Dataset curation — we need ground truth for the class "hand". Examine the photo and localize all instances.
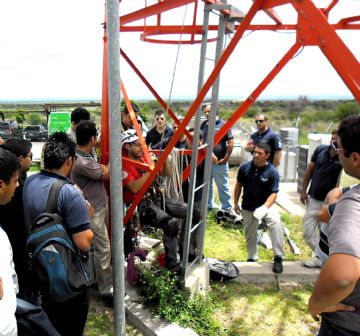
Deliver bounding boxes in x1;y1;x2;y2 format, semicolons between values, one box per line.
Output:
211;154;218;164
300;192;308;205
100;164;109;176
309;303;356;321
253;205;268;221
234;204;241;215
86;200;94;219
217;157;228;165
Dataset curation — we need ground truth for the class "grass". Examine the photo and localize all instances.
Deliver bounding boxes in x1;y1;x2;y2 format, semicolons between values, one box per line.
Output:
210;282;319;336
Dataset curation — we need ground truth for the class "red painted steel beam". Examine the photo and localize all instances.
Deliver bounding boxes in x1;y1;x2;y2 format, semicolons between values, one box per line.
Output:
123;0;263;223
292;0;360;101
182;43;301;179
120;49;193;142
120;0;195;26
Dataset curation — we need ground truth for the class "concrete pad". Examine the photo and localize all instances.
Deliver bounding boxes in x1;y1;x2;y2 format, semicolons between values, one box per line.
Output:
125;280;199;336
277;182;305;217
185;262;210;297
231;261;320;285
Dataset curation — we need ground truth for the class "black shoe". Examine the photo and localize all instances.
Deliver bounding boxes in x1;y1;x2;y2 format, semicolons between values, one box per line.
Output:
272;256;283;273
247;258;256;262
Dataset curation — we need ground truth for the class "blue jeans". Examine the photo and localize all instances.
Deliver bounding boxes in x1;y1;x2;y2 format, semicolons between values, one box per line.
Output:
318;317;360;336
208;162;232;210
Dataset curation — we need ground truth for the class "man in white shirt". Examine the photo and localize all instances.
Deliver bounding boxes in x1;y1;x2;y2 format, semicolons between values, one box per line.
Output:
0;149;21;336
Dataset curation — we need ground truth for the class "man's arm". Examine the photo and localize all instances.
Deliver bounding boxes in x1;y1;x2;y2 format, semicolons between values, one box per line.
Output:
125;172;150;194
318;187;343;223
264;192;277;208
234;181;242;214
308;253;359;320
300;162;315;205
218;138;234;165
273;150;281;168
72;229;94;252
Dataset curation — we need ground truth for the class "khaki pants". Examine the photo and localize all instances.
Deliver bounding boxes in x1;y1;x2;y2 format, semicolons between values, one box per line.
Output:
242;207;284;260
303;197;323;252
90;204;113;295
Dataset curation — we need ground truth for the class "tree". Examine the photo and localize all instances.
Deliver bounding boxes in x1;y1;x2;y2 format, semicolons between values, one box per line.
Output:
16;113;25;126
335;101;360;121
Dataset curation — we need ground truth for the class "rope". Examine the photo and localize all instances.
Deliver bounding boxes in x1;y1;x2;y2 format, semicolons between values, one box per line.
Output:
164;148;184;201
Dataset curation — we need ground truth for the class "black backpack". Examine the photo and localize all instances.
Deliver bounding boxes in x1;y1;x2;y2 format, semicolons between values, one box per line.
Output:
204;258;239;281
26;179;91;303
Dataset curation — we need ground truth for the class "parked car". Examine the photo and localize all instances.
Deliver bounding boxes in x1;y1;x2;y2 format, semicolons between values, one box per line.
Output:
0;120;23;140
24;125;48;141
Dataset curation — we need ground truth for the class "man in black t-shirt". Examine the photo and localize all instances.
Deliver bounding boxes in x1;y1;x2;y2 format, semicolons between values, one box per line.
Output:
145;109;174;149
300;130;342;265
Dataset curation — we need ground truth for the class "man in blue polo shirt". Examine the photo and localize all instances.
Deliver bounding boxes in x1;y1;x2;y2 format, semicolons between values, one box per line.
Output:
234;142;284;273
300;130;342;268
23;132;93;336
245;114;282;167
201;104;234;211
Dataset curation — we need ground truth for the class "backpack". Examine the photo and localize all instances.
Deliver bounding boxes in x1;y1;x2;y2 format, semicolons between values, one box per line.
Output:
26;179;91;303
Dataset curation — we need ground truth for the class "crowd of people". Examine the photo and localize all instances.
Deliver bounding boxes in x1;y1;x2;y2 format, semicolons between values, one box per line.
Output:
0;102;359;336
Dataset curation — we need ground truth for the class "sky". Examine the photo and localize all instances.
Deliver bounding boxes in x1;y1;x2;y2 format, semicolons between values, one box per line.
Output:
0;0;359;102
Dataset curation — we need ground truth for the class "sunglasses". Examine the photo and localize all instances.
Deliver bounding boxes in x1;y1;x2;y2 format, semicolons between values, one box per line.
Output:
331;140;339;151
255;120;265;124
156;117;164;121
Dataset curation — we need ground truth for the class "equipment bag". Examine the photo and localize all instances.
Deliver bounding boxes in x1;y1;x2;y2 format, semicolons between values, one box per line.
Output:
26;180;91;303
204;257;239;281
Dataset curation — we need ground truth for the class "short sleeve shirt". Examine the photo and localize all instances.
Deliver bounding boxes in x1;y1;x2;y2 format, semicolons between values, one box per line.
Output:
324;185;360;332
71;150;108;211
237;161;279;211
308;145;342;201
23;171;91;235
251;127;282;164
145;126;174;149
200;118;233;160
122;156;149;205
0;228;17;336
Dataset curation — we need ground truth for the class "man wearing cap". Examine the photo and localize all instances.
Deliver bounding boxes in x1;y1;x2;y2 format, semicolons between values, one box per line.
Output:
245;114;282;167
121;129;200;273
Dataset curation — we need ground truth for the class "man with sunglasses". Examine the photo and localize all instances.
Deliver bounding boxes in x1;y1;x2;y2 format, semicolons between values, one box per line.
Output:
301;130;342;267
145;109;174;149
245;114;282;167
309;114;360;336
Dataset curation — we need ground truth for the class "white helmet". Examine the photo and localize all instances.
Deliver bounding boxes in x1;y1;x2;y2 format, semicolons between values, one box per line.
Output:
121;129;139;146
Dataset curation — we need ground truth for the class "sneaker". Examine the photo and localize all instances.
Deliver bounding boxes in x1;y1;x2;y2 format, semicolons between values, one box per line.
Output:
304;255;322;268
272;256;283;273
208;203;221;210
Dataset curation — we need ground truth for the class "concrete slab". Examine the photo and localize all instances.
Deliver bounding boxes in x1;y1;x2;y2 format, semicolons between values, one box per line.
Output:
277;182;305;217
125;280;199;336
232;261;320;285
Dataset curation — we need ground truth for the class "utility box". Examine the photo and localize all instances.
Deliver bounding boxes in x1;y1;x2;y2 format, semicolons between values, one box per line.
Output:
280;127;299;151
279;149;297;182
297;145;309;193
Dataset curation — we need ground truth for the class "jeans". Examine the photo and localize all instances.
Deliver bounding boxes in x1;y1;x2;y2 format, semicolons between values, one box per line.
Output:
318;317;360;336
208;162;232;210
41;288;89;336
